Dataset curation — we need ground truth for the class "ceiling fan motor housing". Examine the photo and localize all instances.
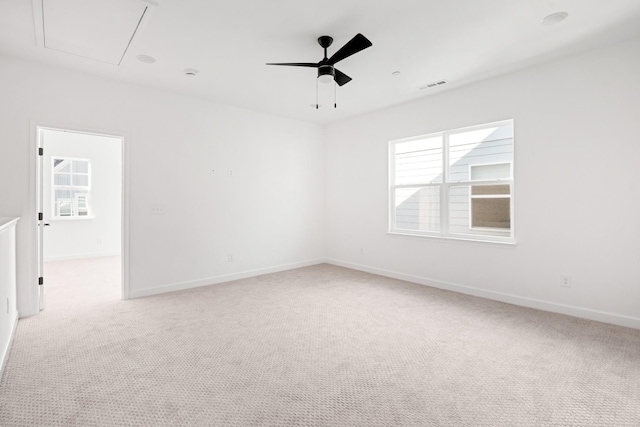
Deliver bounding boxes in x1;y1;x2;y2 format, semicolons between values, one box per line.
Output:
318;65;335;82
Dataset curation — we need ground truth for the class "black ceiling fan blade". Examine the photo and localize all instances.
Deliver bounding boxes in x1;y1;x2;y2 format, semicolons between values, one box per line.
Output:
327;33;372;66
334;69;352;86
265;62;319;67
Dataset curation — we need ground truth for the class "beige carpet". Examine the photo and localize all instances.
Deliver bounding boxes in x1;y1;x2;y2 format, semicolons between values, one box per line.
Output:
1;260;639;426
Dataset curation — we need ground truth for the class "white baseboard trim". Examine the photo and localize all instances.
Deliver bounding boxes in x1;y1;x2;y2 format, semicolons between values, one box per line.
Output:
0;311;19;379
44;251;121;262
326;258;640;330
129;258;326;299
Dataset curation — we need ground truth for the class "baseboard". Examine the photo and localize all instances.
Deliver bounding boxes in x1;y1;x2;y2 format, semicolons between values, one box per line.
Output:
129;258;326;299
125;255;640;330
44;251;121;262
0;311;19;379
326;258;640;330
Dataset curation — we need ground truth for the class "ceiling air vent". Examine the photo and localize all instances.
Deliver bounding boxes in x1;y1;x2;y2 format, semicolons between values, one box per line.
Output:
418;80;448;90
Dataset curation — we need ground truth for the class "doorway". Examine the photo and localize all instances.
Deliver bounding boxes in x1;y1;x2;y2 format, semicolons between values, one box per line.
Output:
36;127;124;310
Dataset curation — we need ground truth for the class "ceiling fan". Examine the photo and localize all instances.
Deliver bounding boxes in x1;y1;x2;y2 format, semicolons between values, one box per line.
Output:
266;33;373;87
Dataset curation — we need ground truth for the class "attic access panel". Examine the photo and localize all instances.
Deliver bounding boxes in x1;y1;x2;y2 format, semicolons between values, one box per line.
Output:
40;0;152;65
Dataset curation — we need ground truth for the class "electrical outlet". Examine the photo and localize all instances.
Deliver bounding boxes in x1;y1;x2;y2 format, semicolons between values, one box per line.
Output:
228;253;234;262
561;275;572;288
151;204;166;215
360;247;364;255
96;238;102;245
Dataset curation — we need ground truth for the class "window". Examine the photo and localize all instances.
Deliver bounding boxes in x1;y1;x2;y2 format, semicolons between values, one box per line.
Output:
52;158;91;218
389;120;514;242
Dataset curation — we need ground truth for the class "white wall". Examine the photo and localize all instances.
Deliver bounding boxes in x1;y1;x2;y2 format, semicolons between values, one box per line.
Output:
2;37;639;328
43;130;122;261
0;56;325;317
324;37;640;328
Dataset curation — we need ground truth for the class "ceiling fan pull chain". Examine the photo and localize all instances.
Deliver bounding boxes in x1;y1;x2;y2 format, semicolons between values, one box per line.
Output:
334;80;337;109
316;77;319;109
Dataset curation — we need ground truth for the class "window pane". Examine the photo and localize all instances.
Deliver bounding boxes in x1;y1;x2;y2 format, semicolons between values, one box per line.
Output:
449;184;512;235
472;198;510;229
394;186;440;232
472;184;510;195
56;161;71;173
73;160;89;173
470;163;510;181
75;193;88;215
72;174;89;186
55;187;72;216
55;189;71;200
449;123;513;181
54;173;71;186
76;194;87;208
58;202;72;216
449;186;471;234
394;136;443;185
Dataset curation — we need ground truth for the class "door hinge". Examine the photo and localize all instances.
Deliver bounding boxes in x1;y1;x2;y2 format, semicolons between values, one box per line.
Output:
39;277;44;285
39;147;44;156
39;212;43;221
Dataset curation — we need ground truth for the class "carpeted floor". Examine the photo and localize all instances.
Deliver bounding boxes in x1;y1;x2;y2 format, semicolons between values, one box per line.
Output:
1;259;639;426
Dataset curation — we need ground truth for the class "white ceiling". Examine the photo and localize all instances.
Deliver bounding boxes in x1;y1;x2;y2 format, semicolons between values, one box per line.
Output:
1;0;639;125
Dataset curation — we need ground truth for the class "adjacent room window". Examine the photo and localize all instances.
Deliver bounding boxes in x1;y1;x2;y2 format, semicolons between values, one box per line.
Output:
389;120;514;242
52;157;91;218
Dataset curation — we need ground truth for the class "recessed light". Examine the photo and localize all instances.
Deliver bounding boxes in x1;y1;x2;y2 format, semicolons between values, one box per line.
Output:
542;11;568;26
136;54;156;64
184;68;199;76
392;71;401;76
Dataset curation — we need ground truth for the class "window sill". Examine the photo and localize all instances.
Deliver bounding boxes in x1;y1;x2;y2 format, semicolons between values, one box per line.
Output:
387;230;516;246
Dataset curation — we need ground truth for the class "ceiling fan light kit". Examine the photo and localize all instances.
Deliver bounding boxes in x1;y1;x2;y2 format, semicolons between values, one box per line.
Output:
267;33;372;108
318;65;335;83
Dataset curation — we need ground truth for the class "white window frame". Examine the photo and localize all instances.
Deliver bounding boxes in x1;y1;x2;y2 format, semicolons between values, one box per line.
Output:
51;157;92;220
389;120;514;244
